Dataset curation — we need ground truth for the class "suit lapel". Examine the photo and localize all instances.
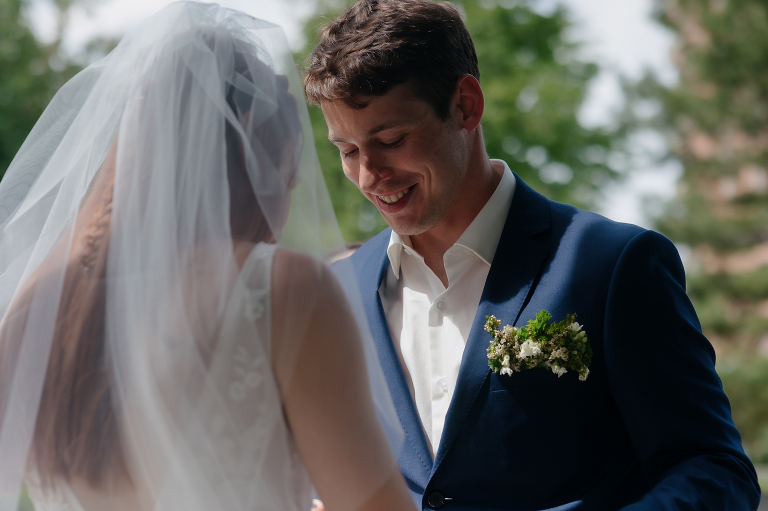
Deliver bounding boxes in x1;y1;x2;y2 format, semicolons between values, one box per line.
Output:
432;175;552;472
353;232;434;483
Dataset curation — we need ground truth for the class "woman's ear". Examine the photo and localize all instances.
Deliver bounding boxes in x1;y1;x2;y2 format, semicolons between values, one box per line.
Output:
452;75;484;131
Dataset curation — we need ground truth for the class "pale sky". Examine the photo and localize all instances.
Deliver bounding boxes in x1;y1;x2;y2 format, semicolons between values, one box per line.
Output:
28;0;679;228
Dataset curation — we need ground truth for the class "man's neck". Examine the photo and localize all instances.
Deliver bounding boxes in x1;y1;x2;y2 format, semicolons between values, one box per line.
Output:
409;156;502;287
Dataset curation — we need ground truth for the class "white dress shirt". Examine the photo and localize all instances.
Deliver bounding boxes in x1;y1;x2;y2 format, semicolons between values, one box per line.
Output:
379;160;516;456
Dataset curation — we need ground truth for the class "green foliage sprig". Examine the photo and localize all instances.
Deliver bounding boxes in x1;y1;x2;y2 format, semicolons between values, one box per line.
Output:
485;310;592;381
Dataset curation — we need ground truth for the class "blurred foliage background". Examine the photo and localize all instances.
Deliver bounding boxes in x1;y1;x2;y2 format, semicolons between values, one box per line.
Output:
623;0;768;467
1;0;767;499
0;0;80;175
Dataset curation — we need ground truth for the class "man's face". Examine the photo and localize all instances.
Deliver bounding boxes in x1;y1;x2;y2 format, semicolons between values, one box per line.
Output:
322;85;468;236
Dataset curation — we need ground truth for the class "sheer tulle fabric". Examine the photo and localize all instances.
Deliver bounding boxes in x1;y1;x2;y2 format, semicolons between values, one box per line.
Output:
0;3;402;510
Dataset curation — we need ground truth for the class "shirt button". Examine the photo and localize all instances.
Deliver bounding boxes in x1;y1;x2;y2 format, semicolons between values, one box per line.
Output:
439;379;448;391
436;301;446;311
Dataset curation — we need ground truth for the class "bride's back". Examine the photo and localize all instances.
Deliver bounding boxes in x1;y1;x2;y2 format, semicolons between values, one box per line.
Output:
0;5;308;509
0;4;416;511
16;239;312;511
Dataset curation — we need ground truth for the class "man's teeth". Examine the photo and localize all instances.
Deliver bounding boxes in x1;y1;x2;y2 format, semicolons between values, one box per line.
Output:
379;187;410;204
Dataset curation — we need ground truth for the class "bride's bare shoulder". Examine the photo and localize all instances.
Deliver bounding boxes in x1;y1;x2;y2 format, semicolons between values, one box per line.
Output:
231;242;335;305
269;248;349;392
273;247;324;285
271;247;353;331
270;247;341;314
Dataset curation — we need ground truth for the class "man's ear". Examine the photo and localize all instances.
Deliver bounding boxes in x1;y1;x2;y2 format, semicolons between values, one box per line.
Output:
452;75;484;131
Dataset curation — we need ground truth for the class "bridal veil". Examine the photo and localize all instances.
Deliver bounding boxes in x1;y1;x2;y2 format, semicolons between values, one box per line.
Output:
0;3;403;510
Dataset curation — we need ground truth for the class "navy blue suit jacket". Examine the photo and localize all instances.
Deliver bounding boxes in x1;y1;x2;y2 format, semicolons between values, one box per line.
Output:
346;175;760;510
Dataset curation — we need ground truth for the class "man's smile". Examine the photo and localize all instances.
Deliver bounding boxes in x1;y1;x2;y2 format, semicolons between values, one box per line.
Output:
373;184;416;213
376;185;412;204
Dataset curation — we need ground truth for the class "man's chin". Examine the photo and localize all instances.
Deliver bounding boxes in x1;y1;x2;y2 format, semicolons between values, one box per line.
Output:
384;218;431;238
379;204;443;237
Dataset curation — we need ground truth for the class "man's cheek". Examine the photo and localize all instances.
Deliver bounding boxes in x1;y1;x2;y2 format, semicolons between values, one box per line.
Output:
341;164;363;189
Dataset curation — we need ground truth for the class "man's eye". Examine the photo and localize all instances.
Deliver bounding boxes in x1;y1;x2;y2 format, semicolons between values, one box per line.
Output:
342;148;358;158
381;136;405;148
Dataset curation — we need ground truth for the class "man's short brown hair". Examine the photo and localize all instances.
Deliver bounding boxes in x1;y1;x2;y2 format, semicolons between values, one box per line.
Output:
304;0;479;121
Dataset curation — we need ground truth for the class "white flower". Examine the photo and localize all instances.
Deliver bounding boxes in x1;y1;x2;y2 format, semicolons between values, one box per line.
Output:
518;340;542;359
551;347;569;362
569;322;582;333
500;367;514;376
551;364;567;377
502;354;511;367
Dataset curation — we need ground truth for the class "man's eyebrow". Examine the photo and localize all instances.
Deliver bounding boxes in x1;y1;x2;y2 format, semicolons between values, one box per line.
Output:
328;121;406;144
367;121;403;136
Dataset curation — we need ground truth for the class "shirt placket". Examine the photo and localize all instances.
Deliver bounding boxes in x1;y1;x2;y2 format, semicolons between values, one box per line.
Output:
403;250;447;452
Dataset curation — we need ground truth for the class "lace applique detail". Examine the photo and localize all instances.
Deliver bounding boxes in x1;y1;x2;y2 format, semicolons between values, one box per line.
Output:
244;288;269;322
227;244;274;402
229;342;267;401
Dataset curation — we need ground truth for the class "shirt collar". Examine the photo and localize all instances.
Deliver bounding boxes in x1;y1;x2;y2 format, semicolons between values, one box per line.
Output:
386;159;516;279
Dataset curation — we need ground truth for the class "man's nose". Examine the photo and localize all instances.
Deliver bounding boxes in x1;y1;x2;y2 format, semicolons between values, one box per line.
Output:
358;150;392;192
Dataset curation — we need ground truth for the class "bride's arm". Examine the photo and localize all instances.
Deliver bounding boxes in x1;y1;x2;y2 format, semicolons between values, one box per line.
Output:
271;249;416;511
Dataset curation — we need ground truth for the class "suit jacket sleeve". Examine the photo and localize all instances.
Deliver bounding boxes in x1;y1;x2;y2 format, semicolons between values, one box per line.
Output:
602;230;761;510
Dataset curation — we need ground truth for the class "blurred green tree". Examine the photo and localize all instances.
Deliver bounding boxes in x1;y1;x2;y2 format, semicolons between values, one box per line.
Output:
625;0;768;462
0;0;80;179
295;0;624;242
1;7;82;508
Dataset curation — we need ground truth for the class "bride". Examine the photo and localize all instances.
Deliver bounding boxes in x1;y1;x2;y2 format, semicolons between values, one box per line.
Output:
0;3;415;511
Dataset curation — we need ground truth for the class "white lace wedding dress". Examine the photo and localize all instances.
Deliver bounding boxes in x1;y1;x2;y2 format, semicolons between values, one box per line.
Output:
25;243;313;511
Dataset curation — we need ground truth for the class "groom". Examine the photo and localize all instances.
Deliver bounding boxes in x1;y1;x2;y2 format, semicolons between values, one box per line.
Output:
306;0;760;509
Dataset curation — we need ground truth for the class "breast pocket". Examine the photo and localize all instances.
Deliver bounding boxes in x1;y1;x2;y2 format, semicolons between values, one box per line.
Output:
486;367;592;450
484;367;597;460
459;368;593;500
489;365;579;391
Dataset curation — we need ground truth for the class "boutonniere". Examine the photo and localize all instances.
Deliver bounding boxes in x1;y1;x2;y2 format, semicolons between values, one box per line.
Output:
485;310;592;381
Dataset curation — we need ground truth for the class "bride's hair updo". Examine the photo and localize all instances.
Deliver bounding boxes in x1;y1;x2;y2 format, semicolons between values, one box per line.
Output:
7;24;303;489
224;47;302;243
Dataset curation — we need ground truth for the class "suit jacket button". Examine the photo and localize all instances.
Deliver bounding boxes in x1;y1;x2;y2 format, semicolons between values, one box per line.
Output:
427;491;445;509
